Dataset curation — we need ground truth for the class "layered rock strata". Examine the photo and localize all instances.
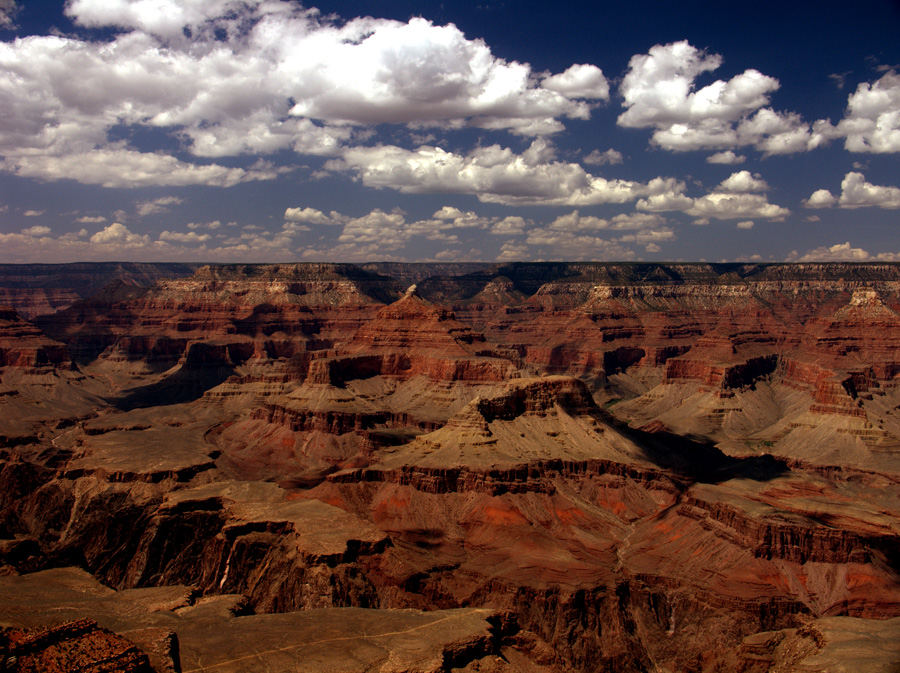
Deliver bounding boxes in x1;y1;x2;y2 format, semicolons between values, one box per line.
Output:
1;262;899;672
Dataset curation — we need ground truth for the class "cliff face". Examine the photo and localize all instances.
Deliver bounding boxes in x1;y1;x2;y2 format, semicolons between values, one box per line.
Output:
1;262;899;673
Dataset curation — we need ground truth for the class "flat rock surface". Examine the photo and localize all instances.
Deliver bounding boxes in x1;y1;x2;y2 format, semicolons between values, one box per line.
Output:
164;480;387;556
0;567;501;673
68;425;217;477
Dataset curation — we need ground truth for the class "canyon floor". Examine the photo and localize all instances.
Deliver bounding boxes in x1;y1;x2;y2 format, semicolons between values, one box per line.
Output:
0;261;898;673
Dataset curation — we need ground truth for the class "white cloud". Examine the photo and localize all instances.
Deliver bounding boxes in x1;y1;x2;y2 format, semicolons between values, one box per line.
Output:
615;227;675;244
2;148;278;188
637;171;789;220
136;196;183;217
523;228;641;261
158;230;211;243
0;201;679;263
706;150;745;164
619;41;777;128
75;215;107;223
685;192;789;220
334;139;681;206
432;206;467;220
583;148;623;165
789;241;900;262
838;171;900;208
490;216;527;235
736;220;754;229
803;188;837;209
837;71;900;153
618;41;829;154
549;211;609;232
716;170;768;192
65;0;249;37
0;2;617;189
58;2;604;136
284;207;338;224
736;109;834;155
496;241;528;261
21;225;51;236
338;209;416;249
89;222;149;246
433;248;463;261
804;172;900;209
609;212;667;230
23;209;44;216
541;64;609;100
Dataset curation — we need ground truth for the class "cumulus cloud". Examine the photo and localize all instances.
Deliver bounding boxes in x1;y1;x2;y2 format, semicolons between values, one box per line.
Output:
490;216;527;235
496;241;528;261
619;41;777;127
1;148;278;188
0;1;622;189
89;222;149;246
637;170;788;220
706;150;745;164
23;209;44;216
788;241;900;262
0;202;674;263
683;192;788;220
836;71;900;153
548;211;610;232
583;148;623;165
284;207;339;225
609;212;667;230
837;172;900;208
522;208;672;260
21;225;51;236
136;196;183;217
736;220;754;229
804;172;900;209
186;220;223;230
618;41;830;154
523;227;642;261
334;139;682;206
65;0;248;36
541;64;609;100
75;215;107;224
716;170;768;192
803;189;838;209
546;210;667;233
159;230;211;243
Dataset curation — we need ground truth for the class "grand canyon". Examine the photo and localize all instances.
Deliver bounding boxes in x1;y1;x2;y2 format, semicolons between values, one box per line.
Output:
0;261;898;673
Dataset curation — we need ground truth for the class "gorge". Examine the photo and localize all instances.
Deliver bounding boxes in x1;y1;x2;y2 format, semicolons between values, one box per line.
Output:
0;261;898;672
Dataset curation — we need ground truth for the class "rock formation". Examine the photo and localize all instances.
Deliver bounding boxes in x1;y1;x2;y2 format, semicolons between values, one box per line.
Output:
0;262;898;672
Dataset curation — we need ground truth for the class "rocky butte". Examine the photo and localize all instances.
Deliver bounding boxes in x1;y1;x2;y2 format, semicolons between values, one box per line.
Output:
0;261;898;672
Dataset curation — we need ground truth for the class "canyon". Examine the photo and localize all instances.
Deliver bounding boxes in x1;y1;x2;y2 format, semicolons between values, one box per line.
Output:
0;261;898;672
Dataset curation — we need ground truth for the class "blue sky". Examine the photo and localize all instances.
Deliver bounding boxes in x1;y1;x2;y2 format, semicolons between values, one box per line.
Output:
0;0;898;263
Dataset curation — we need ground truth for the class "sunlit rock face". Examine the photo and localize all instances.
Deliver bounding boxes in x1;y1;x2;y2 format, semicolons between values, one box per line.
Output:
1;262;899;672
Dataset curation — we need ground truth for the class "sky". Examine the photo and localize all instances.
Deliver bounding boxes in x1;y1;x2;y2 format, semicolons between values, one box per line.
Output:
0;0;899;264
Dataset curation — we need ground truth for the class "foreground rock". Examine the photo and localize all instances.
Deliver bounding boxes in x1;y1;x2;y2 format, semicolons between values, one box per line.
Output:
0;567;512;673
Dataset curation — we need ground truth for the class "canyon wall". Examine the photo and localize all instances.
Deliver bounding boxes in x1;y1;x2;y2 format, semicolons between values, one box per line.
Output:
1;262;898;672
